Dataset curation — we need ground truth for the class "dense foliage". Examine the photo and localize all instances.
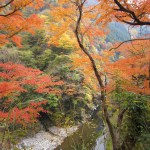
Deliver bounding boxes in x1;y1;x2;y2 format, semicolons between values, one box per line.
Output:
0;0;150;150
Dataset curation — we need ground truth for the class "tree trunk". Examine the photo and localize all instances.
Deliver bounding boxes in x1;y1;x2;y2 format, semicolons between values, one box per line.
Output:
74;2;123;150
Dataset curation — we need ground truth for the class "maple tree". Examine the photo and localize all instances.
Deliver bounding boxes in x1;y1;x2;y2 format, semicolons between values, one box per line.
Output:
0;0;44;46
107;40;150;93
96;0;150;26
112;0;150;25
106;40;150;149
0;0;149;149
0;62;62;127
48;0;117;148
48;0;150;150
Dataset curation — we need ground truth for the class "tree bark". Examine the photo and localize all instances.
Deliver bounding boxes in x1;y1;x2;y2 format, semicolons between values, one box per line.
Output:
74;1;119;150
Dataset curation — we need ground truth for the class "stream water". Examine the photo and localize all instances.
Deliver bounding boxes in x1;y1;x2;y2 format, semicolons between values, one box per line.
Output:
55;118;105;150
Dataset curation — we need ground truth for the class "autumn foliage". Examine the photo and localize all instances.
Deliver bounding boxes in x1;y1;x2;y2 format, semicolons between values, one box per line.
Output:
48;1;150;149
0;0;44;46
0;0;150;149
48;0;150;96
0;62;62;126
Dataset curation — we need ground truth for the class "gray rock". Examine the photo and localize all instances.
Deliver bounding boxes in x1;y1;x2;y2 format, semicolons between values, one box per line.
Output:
17;126;78;150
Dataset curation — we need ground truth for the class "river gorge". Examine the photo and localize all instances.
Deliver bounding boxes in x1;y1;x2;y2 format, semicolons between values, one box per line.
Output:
17;118;105;150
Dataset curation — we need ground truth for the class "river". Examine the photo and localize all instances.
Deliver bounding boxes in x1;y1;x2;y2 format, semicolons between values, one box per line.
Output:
17;112;105;150
55;118;105;150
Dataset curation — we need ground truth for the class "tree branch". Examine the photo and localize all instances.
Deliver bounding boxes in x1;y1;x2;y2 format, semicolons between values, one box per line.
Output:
0;0;14;9
74;1;117;148
0;7;20;17
117;108;127;128
114;0;150;25
0;1;32;17
109;38;150;51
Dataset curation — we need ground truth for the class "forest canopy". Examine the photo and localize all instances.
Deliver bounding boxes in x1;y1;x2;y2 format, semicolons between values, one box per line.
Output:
0;0;150;150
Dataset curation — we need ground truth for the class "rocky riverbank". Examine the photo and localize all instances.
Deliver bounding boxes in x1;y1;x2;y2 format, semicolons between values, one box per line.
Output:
17;126;78;150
